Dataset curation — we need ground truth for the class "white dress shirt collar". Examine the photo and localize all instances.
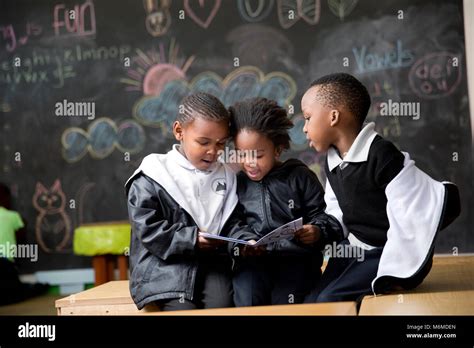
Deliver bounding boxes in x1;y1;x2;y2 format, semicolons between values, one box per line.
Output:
327;122;378;171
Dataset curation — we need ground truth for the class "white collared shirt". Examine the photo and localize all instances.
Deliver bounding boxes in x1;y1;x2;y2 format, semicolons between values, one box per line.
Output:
327;122;378;171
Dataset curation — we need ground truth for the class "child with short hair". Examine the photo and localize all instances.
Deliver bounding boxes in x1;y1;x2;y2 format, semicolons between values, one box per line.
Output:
228;97;344;307
301;73;460;302
126;92;252;311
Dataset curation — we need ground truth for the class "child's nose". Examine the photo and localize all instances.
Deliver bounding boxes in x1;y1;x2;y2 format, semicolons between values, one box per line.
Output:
207;146;217;155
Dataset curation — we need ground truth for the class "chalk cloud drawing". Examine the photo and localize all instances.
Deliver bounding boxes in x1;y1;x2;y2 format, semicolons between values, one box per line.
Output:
32;180;72;253
184;0;221;29
61;118;145;163
289;114;308;151
133;66;297;137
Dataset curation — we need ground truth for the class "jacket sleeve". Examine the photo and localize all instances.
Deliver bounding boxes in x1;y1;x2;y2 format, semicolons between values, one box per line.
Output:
127;174;198;261
298;167;346;249
222;202;259;254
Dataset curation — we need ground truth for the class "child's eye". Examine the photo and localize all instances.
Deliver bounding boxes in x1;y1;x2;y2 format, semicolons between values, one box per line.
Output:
197;141;209;146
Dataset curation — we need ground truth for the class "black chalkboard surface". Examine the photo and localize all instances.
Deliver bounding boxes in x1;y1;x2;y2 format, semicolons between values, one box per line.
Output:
0;0;471;273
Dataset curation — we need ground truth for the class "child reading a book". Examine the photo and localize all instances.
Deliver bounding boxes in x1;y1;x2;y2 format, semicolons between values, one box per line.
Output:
125;92;253;311
227;97;344;307
301;73;461;302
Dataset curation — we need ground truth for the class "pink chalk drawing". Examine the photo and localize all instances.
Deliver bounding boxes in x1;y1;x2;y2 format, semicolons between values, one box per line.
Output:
408;52;462;99
0;23;42;52
184;0;221;29
143;64;186;95
120;39;195;95
32;180;72;253
53;0;96;37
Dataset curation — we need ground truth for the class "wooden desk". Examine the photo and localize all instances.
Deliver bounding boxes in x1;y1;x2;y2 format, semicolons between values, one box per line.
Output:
56;281;357;316
154;302;357;316
359;255;474;315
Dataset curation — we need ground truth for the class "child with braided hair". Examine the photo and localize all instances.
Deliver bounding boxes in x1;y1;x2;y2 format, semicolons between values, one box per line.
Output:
126;92;253;311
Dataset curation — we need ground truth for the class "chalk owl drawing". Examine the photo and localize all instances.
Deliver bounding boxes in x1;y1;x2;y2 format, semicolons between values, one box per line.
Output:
32;180;71;253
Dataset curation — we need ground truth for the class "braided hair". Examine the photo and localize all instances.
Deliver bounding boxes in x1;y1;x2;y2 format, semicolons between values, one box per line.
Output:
177;92;230;125
229;98;293;150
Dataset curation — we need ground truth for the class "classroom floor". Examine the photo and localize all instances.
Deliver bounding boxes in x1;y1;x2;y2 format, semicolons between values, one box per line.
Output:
0;294;62;315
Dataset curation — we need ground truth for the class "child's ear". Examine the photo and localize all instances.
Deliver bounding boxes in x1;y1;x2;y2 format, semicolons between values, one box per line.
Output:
330;109;340;127
173;121;184;141
274;145;283;158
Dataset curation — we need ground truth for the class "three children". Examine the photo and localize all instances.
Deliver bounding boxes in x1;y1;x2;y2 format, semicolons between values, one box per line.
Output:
126;74;460;310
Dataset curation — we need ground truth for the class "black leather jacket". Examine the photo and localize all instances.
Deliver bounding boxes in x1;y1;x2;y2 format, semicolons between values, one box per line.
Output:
126;173;252;309
230;159;344;256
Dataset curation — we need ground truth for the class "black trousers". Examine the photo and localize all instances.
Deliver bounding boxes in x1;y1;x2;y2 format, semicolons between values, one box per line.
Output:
156;255;234;311
233;254;321;307
304;240;383;303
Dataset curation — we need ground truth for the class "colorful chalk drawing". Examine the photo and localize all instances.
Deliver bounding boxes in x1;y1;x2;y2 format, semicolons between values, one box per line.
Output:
184;0;221;29
61;118;146;162
143;0;172;37
297;150;326;183
237;0;275;22
52;0;96;38
0;22;42;53
289;114;308;151
133;66;297;136
32;180;72;253
120;39;195;94
277;0;321;29
408;52;462;99
327;0;358;20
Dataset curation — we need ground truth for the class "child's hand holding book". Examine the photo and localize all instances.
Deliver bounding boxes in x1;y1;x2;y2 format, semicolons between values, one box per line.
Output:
294;225;320;245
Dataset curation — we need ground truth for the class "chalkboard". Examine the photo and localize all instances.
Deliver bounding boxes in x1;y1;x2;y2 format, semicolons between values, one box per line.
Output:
0;0;471;273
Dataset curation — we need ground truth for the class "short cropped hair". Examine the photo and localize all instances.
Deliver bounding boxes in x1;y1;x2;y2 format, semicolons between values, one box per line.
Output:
310;73;371;127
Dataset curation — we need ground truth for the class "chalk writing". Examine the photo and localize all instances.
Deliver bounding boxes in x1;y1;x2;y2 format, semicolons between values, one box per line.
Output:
53;0;96;37
408;52;462;99
0;23;42;52
353;40;414;74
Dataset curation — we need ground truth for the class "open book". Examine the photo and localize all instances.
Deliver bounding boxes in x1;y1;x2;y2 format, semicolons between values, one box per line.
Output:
199;217;303;247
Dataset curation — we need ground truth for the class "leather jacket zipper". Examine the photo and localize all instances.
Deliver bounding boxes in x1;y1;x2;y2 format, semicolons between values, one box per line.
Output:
260;181;270;229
